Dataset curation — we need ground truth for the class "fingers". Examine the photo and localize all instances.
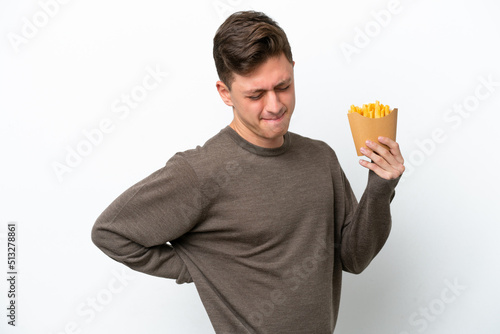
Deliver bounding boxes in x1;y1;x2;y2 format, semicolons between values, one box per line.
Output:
359;138;405;180
359;157;396;180
359;144;396;179
378;136;404;165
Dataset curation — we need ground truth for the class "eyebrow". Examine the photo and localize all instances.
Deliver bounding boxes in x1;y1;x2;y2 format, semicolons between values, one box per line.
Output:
243;78;292;95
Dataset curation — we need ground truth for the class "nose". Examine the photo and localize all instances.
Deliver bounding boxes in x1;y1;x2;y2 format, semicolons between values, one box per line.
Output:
264;91;284;115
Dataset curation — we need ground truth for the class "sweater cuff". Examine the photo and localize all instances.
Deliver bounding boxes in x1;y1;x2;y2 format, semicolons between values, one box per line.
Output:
366;170;401;200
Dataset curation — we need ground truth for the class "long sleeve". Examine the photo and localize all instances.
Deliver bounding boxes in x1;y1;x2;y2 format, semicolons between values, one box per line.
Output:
339;169;400;274
91;154;205;284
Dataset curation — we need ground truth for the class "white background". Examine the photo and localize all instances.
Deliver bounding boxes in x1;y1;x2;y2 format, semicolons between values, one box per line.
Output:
1;0;499;333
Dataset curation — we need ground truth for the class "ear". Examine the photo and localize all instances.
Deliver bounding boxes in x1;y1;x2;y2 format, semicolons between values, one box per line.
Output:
216;81;233;107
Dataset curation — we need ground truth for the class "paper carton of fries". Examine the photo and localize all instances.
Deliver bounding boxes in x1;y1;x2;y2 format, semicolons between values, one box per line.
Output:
347;101;398;156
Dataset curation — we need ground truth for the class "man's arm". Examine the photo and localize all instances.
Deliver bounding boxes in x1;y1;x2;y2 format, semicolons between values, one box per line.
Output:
339;137;404;274
91;155;204;284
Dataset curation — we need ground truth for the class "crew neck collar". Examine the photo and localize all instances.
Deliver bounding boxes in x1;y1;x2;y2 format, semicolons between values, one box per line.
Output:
223;126;291;157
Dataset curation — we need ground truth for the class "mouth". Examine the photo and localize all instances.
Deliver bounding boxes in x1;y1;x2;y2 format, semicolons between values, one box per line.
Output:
262;110;287;122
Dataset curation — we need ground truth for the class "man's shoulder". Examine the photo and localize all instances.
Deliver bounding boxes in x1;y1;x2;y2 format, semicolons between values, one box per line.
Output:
178;126;233;158
166;127;235;174
288;131;337;156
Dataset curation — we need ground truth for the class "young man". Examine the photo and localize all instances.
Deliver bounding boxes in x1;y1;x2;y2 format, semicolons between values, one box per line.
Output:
92;10;404;333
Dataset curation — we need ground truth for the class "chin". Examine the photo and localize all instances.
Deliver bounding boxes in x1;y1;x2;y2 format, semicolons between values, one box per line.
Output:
266;127;289;140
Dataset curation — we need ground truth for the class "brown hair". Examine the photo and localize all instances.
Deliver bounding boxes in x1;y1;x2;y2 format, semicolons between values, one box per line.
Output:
213;11;293;90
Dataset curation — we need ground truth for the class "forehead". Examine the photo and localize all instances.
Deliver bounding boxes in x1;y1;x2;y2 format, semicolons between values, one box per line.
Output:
232;54;294;92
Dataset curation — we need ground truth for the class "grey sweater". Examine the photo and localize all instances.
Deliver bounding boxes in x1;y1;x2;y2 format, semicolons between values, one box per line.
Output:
91;126;399;333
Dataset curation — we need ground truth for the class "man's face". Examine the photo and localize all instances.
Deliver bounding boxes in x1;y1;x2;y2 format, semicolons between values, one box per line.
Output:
217;53;296;148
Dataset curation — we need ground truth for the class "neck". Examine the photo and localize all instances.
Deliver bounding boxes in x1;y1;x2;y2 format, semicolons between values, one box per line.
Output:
229;120;284;149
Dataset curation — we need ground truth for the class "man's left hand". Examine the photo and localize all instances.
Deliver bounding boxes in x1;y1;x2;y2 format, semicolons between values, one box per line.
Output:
359;137;405;180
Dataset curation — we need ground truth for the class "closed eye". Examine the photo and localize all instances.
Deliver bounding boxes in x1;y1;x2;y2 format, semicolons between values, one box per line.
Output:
276;85;290;92
247;85;291;100
248;94;263;100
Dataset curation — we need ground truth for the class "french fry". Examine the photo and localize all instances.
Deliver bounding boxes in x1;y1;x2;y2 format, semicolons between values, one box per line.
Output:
347;101;394;118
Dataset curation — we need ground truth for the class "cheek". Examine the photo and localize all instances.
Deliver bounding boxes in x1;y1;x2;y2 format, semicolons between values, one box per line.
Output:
283;91;296;109
236;99;263;119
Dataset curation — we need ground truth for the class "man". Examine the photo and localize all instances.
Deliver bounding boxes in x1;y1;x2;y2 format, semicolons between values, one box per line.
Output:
92;10;405;333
